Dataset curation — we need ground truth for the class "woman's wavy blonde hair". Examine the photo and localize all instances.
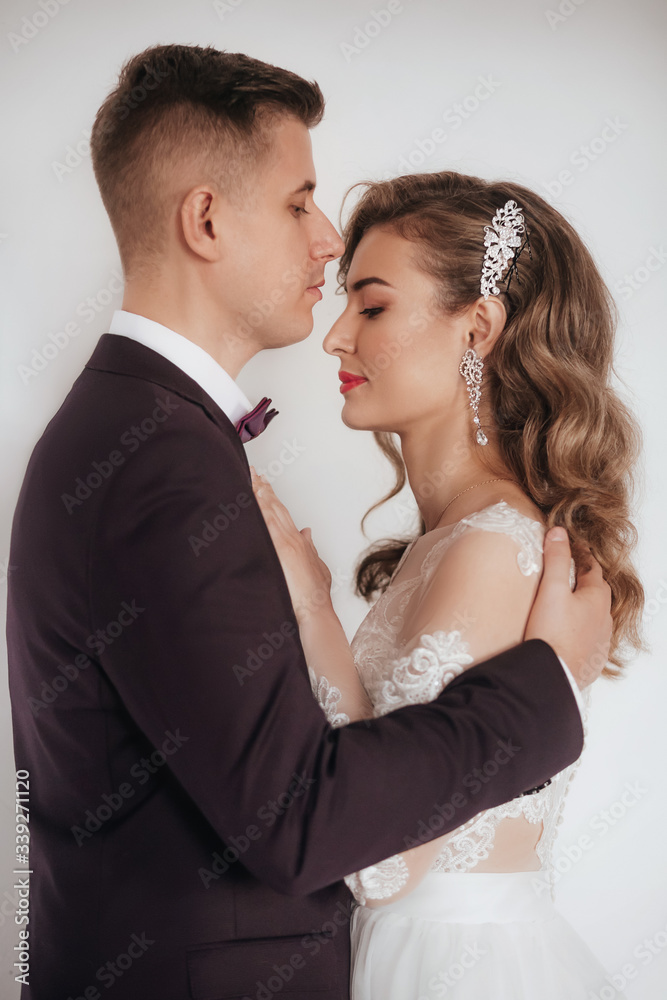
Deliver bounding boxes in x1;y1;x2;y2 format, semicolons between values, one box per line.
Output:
338;171;646;676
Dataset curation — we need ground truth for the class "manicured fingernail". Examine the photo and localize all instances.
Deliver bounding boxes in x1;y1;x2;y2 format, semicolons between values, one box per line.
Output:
549;527;567;541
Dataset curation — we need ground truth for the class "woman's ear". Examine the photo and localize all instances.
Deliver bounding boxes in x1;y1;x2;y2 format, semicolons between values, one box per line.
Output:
468;295;508;357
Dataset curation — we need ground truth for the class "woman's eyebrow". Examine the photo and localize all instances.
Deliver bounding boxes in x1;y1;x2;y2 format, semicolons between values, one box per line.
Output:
350;276;394;292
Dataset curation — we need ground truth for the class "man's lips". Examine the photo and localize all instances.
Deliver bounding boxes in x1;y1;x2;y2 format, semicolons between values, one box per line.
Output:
306;279;325;301
338;371;369;394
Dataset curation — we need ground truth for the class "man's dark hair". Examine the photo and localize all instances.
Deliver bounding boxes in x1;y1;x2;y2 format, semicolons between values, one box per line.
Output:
90;44;324;277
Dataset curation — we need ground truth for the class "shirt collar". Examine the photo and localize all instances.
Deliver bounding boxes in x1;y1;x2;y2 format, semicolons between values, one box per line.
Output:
107;310;252;426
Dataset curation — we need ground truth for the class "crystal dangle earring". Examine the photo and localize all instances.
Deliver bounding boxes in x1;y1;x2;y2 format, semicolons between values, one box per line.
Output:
459;346;488;446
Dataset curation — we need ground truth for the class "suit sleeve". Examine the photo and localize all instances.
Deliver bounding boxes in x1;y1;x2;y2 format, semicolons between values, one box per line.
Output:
90;414;584;896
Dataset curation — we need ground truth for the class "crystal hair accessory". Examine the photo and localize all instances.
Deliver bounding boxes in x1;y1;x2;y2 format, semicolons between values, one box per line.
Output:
480;199;531;300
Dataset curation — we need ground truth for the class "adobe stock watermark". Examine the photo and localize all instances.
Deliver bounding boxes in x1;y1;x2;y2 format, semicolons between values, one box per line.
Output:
339;297;427;388
388;75;501;174
542;117;629;201
0;884;21;931
223;258;316;350
571;639;612;689
7;0;72;55
70;730;188;846
28;600;145;716
642;578;667;624
189;491;252;556
18;267;123;385
60;395;179;514
586;917;667;1000
51;61;169;179
198;771;316;887
212;0;246;19
532;779;648;896
232;897;354;999
188;439;307;555
253;439;307;485
64;932;155;998
340;1;412;63
51;127;91;182
545;0;588;31
615;246;667;302
402;738;522;849
233;566;352;686
387;436;477;532
419;944;487;999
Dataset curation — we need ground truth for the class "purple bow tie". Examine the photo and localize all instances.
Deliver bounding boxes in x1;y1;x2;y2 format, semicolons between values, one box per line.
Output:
235;397;279;443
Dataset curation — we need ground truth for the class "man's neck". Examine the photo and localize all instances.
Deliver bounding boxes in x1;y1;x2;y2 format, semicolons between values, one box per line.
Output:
120;282;258;379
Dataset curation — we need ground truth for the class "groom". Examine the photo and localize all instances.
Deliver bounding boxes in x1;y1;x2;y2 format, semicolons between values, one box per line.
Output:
7;45;612;1000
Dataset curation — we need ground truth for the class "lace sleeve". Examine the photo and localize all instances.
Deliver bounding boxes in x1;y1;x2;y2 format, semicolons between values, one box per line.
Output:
343;505;558;907
343;629;478;905
307;667;350;728
296;605;374;726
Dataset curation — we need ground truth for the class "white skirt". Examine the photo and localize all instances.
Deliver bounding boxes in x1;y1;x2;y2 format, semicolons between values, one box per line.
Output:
350;870;624;999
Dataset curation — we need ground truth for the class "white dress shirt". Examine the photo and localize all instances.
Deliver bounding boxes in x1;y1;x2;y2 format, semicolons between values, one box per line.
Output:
557;657;585;718
107;309;252;426
107;310;585;722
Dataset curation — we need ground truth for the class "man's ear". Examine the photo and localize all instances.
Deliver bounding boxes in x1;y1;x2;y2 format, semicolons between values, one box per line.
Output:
180;186;223;263
467;295;508;357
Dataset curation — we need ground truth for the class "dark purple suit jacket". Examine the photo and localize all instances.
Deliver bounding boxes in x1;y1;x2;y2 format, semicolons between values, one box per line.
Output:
6;334;583;999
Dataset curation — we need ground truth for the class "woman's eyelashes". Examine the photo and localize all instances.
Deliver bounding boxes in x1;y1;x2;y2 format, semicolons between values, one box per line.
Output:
359;306;384;319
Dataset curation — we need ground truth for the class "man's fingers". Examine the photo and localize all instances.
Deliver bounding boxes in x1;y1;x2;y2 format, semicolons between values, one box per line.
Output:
573;552;604;586
541;527;574;587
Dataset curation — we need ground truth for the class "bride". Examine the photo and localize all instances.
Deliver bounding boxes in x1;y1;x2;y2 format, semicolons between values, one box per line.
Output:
250;171;644;999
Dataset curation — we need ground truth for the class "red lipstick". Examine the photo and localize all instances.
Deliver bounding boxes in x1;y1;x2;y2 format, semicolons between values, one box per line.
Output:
339;371;369;394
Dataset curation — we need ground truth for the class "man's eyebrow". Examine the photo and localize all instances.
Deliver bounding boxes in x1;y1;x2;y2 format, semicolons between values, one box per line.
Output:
290;180;316;195
349;276;394;292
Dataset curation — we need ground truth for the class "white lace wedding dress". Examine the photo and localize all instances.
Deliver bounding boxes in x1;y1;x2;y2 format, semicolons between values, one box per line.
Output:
309;501;623;1000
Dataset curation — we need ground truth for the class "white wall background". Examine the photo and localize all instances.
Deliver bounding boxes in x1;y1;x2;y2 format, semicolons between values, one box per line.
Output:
1;0;665;996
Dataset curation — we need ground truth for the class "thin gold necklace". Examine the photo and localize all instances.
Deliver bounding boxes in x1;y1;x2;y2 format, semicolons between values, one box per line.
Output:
429;478;519;532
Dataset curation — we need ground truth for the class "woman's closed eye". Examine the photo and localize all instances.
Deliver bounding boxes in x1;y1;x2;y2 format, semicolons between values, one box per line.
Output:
359;307;384;319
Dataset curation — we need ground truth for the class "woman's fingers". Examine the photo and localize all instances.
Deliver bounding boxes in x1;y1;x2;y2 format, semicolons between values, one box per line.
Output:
250;469;306;544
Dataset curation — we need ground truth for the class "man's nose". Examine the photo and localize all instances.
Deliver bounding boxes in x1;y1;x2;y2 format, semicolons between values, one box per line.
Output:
312;210;345;261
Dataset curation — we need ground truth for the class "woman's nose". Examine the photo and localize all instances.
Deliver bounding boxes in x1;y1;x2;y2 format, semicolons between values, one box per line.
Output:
323;309;355;356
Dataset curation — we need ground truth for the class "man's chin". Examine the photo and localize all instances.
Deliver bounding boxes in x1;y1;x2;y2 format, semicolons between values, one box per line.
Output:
266;313;314;349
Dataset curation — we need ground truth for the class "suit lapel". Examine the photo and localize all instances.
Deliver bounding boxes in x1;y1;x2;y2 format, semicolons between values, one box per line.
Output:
85;333;249;465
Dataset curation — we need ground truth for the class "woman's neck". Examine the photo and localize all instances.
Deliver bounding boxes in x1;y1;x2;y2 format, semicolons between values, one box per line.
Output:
399;416;515;533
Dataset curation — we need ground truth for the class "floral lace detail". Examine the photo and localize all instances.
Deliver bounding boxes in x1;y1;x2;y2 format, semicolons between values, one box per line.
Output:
430;778;558;874
343;854;409;906
531;684;592;901
350;503;547;708
373;631;473;717
307;667;350;728
452;502;545;577
349;535;457;712
347;500;584;891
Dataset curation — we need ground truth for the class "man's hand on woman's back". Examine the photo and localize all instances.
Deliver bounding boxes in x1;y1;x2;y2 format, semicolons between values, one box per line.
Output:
526;527;613;690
